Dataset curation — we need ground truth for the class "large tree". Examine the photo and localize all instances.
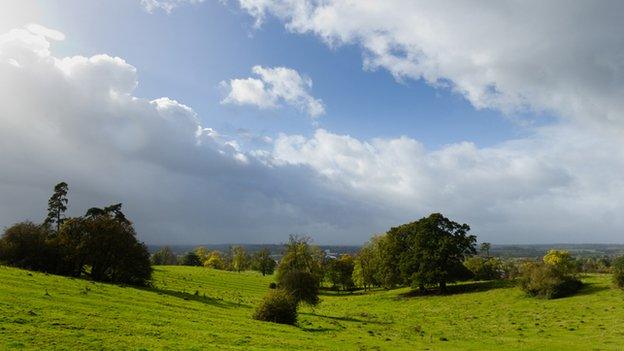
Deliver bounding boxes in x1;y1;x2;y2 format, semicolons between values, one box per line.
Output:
44;182;68;232
397;213;476;292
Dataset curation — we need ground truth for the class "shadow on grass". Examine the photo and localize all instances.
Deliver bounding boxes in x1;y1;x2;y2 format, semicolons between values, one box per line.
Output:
300;312;392;325
574;282;610;297
400;279;516;298
139;286;249;309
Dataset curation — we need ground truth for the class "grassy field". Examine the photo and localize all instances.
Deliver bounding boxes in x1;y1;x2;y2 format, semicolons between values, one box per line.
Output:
1;265;624;350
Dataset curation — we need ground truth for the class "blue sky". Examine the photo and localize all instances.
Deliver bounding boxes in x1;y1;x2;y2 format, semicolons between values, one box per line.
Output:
1;0;624;244
36;0;533;148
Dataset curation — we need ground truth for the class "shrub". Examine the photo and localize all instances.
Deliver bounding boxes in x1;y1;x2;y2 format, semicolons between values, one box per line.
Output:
180;251;202;266
268;282;277;289
519;262;582;299
0;222;61;273
464;256;503;280
613;256;624;289
278;270;320;305
253;289;297;325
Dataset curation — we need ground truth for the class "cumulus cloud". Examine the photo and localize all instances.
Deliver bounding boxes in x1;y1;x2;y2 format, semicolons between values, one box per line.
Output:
0;25;371;244
234;0;624;128
221;65;325;118
3;22;624;244
140;0;205;13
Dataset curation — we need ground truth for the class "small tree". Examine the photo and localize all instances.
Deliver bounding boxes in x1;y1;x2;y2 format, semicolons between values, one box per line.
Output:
0;222;59;272
204;251;226;269
464;256;503;281
279;270;319;306
352;239;380;290
151;246;178;265
543;249;575;273
231;246;249;272
276;235;324;284
251;248;277;276
44;182;69;232
180;251;202;266
613;256;624;289
327;254;355;290
253;289;297;325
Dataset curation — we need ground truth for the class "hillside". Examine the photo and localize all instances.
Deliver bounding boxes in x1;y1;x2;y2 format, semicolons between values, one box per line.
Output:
1;265;623;350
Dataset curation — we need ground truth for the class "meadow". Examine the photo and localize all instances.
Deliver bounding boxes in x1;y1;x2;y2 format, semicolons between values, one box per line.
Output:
1;265;623;350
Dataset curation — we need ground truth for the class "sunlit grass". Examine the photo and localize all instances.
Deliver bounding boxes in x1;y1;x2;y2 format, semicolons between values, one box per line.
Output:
1;265;623;350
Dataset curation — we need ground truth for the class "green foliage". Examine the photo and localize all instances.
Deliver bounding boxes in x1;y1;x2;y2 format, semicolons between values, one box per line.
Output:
151;246;178;265
251;248;277;276
519;262;582;299
0;221;60;272
180;251;202;266
44;182;68;232
543;249;576;273
395;213;476;291
276;235;324;284
613;256;624;289
57;212;152;285
352;241;379;290
326;254;355;290
203;251;226;269
464;256;503;280
230;246;250;272
278;270;319;306
252;289;298;325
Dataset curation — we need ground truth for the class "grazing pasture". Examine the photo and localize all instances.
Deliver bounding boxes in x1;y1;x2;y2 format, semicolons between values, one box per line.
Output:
1;265;623;350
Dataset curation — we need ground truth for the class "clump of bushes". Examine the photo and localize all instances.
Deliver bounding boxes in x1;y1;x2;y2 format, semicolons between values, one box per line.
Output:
519;250;582;299
613;256;624;289
253;289;298;325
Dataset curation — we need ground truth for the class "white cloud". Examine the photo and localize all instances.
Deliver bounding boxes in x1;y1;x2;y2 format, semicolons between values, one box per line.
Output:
221;65;325;118
0;25;364;244
234;0;624;128
140;0;205;13
3;22;624;244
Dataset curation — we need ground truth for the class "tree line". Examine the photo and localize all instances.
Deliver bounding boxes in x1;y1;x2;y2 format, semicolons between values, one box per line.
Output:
0;182;151;285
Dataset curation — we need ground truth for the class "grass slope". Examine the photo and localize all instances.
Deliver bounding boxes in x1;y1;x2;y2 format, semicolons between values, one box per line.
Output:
1;265;624;350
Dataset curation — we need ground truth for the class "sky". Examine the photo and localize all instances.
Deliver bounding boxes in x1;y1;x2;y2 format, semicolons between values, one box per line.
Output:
1;0;624;245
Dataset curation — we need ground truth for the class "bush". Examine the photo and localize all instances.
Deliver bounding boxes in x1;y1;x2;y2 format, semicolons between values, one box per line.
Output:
268;282;277;289
613;256;624;289
519;262;582;299
180;251;202;266
0;222;61;273
253;289;297;325
278;270;319;305
464;256;503;280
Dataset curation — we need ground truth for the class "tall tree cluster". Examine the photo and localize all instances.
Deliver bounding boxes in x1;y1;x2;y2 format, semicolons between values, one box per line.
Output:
0;182;152;285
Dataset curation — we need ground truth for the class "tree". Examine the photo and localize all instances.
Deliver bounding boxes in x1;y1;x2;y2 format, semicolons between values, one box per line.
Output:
612;256;624;289
352;236;381;290
230;246;249;272
204;251;226;269
151;246;178;265
57;204;152;285
543;249;575;273
0;221;60;272
180;251;202;266
464;256;503;280
195;246;210;264
279;270;319;305
276;235;324;284
396;213;476;292
479;242;491;257
327;254;355;290
44;182;68;232
251;248;277;276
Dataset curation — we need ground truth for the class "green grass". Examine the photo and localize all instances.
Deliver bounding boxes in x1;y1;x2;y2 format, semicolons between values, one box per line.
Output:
1;265;624;350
